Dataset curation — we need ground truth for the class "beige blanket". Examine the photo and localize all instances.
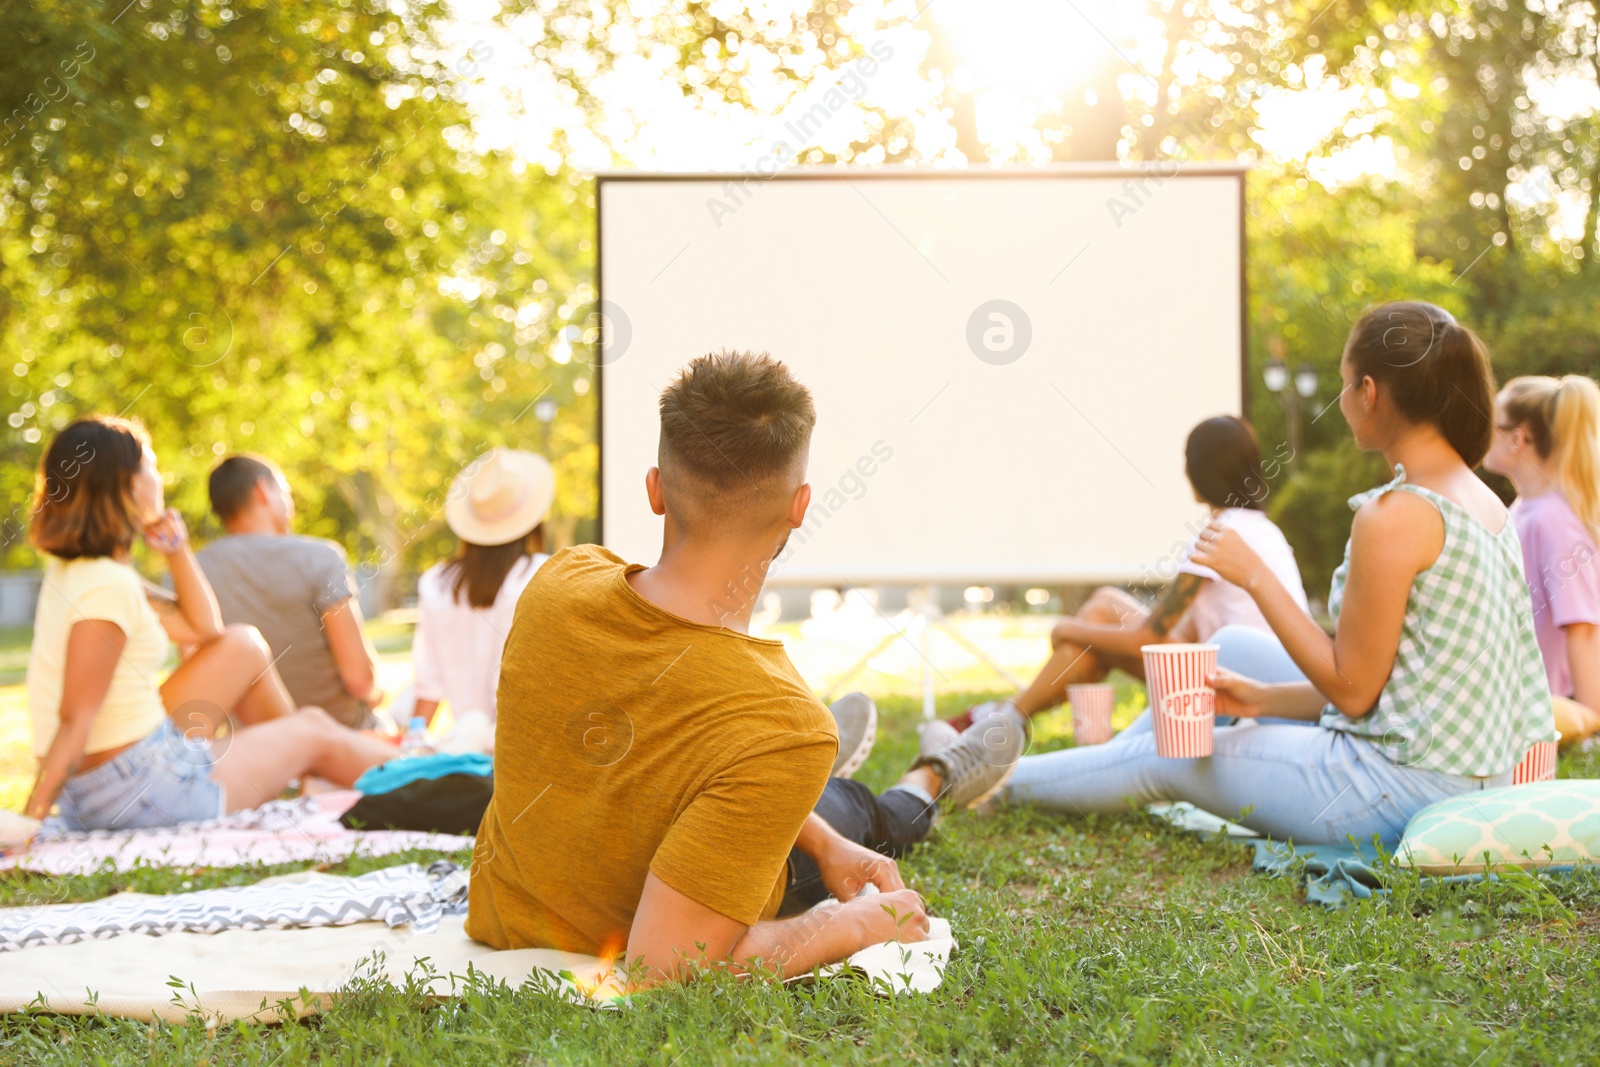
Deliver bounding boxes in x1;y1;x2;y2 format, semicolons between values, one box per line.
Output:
0;873;954;1023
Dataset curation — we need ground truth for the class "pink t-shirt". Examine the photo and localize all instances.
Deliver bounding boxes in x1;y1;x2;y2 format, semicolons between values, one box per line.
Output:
1510;492;1600;698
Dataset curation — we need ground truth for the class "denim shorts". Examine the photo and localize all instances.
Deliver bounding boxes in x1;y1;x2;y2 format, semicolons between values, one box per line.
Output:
50;719;225;833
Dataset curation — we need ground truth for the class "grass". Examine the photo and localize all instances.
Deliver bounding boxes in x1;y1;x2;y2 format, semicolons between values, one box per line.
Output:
2;687;1600;1065
0;626;32;689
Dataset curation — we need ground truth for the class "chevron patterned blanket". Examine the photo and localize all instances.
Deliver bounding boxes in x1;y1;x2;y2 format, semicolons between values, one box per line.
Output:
0;861;467;953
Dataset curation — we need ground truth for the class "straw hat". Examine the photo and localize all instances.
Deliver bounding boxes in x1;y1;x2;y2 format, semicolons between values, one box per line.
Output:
445;447;556;546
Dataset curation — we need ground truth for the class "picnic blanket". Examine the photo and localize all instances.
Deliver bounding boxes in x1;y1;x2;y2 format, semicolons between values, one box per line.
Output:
0;871;955;1022
1151;801;1585;906
0;792;472;876
0;861;467;952
1249;838;1389;906
1151;801;1426;905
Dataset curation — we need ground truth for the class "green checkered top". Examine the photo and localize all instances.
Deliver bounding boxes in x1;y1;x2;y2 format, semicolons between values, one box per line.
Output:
1321;465;1556;776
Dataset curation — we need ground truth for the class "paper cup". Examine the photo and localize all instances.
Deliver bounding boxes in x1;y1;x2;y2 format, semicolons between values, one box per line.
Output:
1068;684;1115;746
1142;643;1219;758
1512;739;1557;785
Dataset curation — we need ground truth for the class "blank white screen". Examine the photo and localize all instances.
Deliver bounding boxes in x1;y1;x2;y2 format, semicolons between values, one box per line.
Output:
599;170;1243;583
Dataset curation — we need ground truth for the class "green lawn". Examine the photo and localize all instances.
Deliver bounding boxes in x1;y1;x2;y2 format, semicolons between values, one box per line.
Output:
2;689;1599;1065
0;625;32;689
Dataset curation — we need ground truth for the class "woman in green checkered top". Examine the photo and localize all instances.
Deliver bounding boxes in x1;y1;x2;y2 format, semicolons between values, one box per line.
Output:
1002;301;1554;846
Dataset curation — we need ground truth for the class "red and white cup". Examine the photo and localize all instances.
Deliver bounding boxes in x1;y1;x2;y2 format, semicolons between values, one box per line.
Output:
1512;738;1558;784
1068;684;1115;746
1142;643;1220;758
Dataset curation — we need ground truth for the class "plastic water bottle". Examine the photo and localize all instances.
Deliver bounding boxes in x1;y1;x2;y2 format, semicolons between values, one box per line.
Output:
401;715;434;757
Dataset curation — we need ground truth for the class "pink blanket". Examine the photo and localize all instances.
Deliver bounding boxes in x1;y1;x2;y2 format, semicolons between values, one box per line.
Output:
0;793;472;877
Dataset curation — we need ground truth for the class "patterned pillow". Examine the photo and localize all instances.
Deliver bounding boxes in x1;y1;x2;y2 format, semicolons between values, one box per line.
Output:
1397;780;1600;875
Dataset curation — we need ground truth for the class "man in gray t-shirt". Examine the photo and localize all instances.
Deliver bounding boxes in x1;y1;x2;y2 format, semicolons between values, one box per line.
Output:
197;455;384;727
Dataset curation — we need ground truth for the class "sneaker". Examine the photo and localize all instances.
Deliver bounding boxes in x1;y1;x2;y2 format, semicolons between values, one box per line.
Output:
919;707;1029;809
828;692;878;778
917;718;961;760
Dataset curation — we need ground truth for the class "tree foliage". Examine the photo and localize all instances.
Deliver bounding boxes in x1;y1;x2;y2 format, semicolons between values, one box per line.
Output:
3;0;1598;599
2;1;595;599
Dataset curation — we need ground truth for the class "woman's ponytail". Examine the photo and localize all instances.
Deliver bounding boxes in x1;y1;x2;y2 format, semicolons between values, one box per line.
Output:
1433;320;1495;466
1551;376;1600;539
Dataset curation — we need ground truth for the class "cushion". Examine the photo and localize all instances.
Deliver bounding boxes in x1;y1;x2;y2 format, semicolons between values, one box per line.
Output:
1397;780;1600;875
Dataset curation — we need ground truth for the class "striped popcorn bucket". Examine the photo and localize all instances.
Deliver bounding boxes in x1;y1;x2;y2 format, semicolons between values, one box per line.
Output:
1512;739;1558;785
1142;643;1220;758
1068;684;1115;745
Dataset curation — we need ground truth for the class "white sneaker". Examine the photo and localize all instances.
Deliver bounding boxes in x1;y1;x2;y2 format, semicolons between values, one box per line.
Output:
828;692;878;779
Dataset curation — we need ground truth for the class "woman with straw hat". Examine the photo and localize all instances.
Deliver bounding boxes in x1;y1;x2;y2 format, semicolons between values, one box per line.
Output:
411;448;556;736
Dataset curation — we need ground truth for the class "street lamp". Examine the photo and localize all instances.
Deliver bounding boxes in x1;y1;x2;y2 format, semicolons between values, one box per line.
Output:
1262;358;1290;394
1262;345;1317;465
534;398;557;453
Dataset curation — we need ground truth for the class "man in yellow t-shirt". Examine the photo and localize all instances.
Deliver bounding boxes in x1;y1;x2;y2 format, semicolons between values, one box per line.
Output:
466;352;1027;984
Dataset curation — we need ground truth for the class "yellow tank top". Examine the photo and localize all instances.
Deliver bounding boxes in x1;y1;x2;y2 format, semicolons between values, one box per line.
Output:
27;556;170;757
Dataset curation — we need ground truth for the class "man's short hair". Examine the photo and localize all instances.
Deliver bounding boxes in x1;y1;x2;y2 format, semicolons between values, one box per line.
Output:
658;351;815;532
209;453;280;521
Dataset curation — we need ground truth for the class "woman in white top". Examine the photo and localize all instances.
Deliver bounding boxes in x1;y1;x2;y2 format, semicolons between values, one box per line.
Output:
942;415;1308;735
412;447;555;730
17;416;395;838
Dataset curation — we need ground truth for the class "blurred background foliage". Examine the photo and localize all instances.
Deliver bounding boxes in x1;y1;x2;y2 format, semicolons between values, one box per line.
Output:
3;0;1599;605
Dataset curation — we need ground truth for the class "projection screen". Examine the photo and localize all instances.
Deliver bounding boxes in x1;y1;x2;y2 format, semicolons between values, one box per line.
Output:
596;166;1246;584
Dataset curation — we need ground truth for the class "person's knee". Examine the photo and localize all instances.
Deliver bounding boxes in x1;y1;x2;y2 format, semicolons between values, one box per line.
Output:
1554;696;1600;743
294;705;339;730
1082;586;1136;626
221;623;272;662
1211;624;1263;649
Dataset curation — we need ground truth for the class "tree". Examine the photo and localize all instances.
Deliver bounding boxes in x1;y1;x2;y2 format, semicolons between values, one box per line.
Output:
6;0;1596;604
1;1;592;604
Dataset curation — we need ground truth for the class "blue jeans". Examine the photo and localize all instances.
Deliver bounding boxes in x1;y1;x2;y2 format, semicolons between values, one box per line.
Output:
1004;722;1512;848
1213;624;1307;684
46;720;225;834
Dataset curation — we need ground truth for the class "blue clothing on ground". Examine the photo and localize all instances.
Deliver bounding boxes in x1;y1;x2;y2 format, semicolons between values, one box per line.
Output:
355;753;493;796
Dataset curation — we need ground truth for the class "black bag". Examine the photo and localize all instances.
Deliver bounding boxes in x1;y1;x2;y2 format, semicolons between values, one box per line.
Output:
338;772;493;836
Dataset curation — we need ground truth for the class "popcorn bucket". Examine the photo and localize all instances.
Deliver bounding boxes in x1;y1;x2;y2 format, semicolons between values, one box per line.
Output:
1512;738;1558;785
1142;643;1220;758
1068;684;1115;746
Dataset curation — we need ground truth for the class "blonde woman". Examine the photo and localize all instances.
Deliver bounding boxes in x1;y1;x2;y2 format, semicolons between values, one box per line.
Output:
1484;375;1600;746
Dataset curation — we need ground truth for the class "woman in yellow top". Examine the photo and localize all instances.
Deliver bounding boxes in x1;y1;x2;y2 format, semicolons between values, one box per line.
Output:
19;416;396;835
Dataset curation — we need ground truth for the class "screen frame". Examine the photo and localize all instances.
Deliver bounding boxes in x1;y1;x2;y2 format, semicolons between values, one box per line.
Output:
594;164;1251;580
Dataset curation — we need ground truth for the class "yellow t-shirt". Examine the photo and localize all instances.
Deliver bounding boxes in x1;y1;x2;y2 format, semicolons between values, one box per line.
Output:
27;556;170;758
465;545;837;955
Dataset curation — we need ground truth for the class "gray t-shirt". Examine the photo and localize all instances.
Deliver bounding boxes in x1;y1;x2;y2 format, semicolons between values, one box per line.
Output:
197;533;364;726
